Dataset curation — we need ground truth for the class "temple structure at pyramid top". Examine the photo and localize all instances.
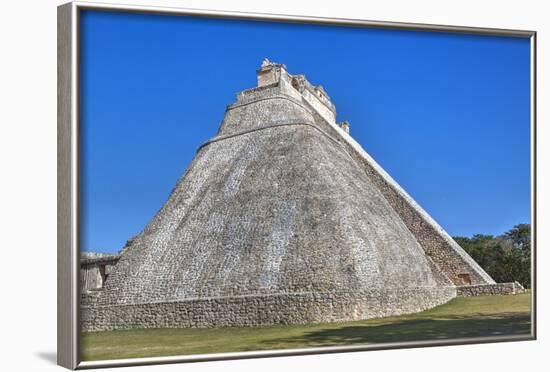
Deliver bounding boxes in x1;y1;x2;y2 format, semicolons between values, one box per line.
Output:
81;60;523;331
255;58;338;126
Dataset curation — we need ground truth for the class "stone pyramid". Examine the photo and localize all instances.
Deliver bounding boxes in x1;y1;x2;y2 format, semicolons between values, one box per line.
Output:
82;60;499;331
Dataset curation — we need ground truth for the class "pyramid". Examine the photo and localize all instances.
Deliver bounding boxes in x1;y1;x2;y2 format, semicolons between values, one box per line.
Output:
82;60;499;331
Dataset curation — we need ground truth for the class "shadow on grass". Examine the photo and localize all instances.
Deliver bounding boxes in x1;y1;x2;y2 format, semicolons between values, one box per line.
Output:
80;310;532;360
258;313;531;349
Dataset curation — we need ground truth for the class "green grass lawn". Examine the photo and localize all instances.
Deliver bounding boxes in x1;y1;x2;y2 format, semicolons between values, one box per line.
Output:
81;292;531;361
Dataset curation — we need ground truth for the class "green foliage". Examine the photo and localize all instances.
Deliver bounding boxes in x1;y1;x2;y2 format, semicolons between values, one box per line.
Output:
504;223;531;255
454;224;531;288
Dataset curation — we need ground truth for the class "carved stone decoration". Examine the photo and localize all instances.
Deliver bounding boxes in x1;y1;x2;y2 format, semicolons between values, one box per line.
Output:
291;75;306;93
339;121;350;134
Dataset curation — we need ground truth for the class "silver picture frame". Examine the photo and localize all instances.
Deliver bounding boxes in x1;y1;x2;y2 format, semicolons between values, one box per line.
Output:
57;1;537;369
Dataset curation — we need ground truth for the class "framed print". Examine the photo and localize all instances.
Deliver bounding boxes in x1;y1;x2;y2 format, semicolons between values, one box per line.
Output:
57;1;536;369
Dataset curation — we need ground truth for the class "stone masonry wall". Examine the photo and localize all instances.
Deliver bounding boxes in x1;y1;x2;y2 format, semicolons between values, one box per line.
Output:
456;282;525;297
81;265;102;292
82;287;456;331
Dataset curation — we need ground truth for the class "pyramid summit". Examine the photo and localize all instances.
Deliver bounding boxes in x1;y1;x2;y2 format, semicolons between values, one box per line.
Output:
81;61;522;331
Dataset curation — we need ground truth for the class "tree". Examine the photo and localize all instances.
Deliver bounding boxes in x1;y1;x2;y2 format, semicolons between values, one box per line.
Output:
504;224;531;256
453;224;531;288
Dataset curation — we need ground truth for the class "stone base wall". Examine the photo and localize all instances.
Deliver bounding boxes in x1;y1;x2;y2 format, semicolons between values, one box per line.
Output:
81;291;102;307
456;282;525;297
82;287;456;331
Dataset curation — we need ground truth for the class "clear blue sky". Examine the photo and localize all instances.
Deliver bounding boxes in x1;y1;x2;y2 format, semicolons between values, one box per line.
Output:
80;10;531;253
